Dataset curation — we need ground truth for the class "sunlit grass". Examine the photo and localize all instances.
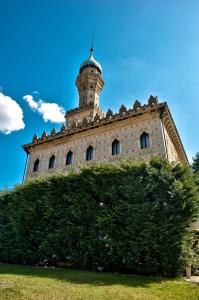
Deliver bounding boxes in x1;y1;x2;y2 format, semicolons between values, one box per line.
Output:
0;263;198;300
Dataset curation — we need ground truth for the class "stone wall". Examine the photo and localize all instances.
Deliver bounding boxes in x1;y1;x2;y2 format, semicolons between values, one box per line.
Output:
66;106;104;126
162;123;180;163
25;112;169;179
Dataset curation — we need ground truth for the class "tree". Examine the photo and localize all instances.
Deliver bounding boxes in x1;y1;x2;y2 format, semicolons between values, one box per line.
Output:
192;153;199;173
0;158;199;276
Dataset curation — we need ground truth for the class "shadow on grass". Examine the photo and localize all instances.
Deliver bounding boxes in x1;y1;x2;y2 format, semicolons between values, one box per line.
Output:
0;263;164;288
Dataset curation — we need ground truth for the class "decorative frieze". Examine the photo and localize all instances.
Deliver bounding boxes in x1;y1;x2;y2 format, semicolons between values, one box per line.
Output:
23;97;188;166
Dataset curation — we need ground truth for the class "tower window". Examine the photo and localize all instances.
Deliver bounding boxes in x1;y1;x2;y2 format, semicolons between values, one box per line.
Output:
112;139;120;155
90;95;92;98
91;84;93;88
49;155;55;169
83;86;86;90
86;145;93;161
66;151;73;165
33;159;39;172
140;132;150;149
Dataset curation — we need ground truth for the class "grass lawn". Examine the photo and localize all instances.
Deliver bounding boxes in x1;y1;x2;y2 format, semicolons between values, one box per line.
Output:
0;263;198;300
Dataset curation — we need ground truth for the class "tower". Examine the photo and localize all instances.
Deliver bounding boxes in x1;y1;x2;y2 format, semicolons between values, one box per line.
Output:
76;48;104;108
65;48;105;125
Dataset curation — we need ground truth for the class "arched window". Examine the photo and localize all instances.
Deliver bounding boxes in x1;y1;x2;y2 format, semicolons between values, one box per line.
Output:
33;159;39;172
86;145;93;161
112;139;120;155
66;151;73;165
49;155;55;169
140;132;150;149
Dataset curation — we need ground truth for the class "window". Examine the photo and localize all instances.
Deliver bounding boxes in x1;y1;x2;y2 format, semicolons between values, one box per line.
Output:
86;145;93;161
112;139;120;155
140;132;150;149
49;155;55;169
66;151;73;165
33;159;39;172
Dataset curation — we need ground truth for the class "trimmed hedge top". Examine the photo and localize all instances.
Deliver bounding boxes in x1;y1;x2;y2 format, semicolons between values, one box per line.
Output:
0;159;198;276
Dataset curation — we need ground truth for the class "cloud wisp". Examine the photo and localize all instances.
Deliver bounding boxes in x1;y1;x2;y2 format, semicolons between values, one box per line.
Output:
0;92;25;134
23;95;38;110
23;95;65;123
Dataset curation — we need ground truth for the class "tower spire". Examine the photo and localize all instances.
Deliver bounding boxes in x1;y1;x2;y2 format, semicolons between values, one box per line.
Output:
76;32;104;109
90;29;95;53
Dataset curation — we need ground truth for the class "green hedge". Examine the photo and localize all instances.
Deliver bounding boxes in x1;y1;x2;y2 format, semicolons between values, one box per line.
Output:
0;159;198;276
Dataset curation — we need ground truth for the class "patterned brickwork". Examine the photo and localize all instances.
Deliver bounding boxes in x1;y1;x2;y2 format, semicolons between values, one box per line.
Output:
25;112;168;179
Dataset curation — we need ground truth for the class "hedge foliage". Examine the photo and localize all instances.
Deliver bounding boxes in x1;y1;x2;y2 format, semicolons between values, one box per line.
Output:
0;159;198;276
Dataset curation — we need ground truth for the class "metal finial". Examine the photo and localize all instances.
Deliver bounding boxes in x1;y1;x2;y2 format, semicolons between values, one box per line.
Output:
90;29;95;54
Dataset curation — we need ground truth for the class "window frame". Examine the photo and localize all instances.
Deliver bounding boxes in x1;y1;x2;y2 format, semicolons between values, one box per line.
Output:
66;151;73;166
86;145;94;161
112;139;120;155
140;132;150;149
49;155;55;169
33;159;39;172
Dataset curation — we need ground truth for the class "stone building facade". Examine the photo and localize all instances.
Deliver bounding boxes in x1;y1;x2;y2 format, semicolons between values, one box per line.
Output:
23;48;188;180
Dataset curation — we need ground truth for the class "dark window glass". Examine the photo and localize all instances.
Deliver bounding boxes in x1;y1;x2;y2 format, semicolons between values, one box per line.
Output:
49;155;55;169
86;146;93;161
33;159;39;172
140;132;150;149
66;151;73;165
112;139;120;155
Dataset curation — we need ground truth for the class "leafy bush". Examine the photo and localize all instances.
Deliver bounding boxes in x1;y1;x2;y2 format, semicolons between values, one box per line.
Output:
0;159;198;277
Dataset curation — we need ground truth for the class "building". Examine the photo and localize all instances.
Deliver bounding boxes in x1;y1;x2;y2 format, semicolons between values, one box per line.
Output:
23;48;188;180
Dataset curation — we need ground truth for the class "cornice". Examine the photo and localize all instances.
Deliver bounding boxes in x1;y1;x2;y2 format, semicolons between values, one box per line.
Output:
23;96;159;152
23;96;189;165
160;105;189;165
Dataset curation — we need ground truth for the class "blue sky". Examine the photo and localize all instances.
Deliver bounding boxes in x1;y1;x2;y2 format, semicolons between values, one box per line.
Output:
0;0;198;189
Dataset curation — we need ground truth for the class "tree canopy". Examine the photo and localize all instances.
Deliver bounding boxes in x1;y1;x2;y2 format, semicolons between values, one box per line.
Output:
192;152;199;173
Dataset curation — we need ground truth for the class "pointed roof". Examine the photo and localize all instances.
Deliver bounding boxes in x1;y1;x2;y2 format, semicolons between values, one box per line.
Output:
79;48;102;74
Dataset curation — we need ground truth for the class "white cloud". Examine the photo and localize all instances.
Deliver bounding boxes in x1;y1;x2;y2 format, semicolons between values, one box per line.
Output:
23;95;38;110
23;95;65;123
38;101;65;123
0;92;25;134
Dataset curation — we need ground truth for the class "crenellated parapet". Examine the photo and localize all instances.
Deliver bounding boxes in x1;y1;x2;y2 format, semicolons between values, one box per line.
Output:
25;96;157;145
23;95;188;165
